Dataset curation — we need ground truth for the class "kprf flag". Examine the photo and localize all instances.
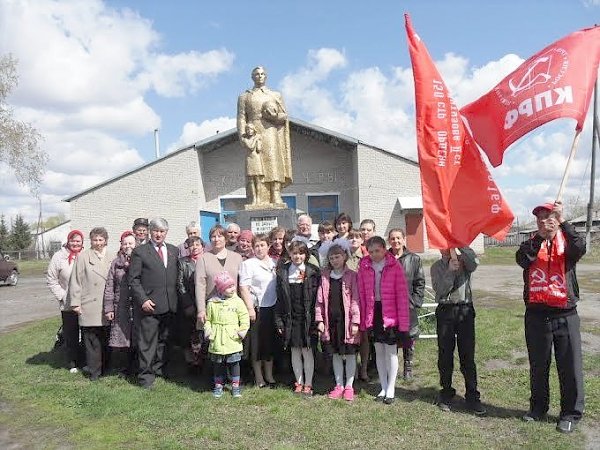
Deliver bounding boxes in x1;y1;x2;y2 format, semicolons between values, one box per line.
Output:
405;14;514;249
461;25;600;167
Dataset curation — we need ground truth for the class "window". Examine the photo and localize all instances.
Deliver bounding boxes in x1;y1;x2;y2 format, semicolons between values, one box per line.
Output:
307;194;339;222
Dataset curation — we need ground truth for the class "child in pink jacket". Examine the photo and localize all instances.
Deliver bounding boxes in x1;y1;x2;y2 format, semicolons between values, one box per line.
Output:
315;243;361;401
357;236;409;404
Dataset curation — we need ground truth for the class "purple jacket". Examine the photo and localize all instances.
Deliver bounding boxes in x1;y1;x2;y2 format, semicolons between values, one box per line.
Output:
315;268;361;345
357;252;409;332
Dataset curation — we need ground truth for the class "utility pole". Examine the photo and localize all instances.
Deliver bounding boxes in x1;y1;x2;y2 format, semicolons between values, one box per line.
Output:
586;78;598;252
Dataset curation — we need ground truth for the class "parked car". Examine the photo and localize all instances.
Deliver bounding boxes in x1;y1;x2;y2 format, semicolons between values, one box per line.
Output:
0;251;19;286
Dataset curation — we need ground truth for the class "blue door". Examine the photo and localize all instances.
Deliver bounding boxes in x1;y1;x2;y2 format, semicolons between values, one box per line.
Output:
199;211;219;242
282;195;297;211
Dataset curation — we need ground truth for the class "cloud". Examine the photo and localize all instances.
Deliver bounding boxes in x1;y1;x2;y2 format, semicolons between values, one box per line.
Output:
0;0;234;222
167;116;237;153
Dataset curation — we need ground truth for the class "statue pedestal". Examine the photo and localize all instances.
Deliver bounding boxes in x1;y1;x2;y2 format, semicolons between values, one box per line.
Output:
234;208;296;234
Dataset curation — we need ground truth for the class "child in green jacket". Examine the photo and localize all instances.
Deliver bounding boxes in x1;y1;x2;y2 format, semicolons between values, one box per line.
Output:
205;271;250;398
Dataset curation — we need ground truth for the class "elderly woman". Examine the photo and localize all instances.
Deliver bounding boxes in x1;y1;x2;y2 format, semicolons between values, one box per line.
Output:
68;227;112;381
177;235;205;369
236;229;255;261
195;224;244;325
103;231;136;375
46;229;85;373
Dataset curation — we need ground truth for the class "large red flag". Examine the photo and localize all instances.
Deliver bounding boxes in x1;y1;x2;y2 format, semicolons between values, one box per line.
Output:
405;14;514;249
461;26;600;167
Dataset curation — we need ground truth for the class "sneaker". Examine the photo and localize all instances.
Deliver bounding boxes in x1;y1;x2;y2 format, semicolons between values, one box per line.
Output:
383;397;395;405
69;367;79;374
556;419;575;434
343;387;354;402
302;385;313;397
328;385;344;400
466;400;487;416
213;384;224;399
232;385;242;398
293;382;303;394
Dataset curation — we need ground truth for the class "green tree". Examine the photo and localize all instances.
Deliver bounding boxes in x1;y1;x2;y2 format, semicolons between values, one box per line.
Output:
43;214;67;230
0;214;9;249
0;54;46;195
9;214;32;251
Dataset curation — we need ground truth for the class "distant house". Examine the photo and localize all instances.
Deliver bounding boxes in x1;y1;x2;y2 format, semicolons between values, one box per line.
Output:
32;220;71;258
569;211;600;234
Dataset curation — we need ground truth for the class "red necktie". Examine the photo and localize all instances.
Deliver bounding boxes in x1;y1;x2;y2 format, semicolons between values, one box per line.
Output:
157;245;164;264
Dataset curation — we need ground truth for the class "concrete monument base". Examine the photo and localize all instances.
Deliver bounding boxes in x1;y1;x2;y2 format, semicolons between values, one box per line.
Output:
235;208;296;234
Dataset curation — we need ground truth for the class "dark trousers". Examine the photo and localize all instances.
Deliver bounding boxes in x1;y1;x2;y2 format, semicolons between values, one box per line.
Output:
61;310;80;368
137;312;173;387
525;309;584;421
436;304;480;402
214;361;241;385
82;326;109;379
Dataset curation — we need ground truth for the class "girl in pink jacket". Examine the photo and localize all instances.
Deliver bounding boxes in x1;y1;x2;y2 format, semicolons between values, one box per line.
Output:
357;236;409;404
315;243;361;401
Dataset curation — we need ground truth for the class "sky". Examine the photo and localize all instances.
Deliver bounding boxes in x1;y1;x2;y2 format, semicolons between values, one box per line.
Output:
0;0;599;228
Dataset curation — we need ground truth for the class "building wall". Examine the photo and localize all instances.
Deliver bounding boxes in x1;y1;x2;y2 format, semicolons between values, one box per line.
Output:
69;149;201;252
355;144;422;237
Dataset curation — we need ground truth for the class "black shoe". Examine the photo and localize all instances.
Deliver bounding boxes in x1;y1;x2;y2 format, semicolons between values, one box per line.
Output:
466;400;487;416
556;420;575;433
374;395;385;402
437;399;451;412
383;397;395;405
522;412;546;422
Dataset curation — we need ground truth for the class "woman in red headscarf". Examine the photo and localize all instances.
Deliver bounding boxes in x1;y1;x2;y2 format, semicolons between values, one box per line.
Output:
46;229;85;373
103;231;137;375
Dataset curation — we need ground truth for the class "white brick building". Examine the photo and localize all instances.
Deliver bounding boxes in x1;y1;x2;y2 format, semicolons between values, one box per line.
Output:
65;118;483;255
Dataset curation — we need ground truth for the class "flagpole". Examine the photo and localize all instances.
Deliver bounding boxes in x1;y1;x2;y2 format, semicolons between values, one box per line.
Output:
556;129;583;202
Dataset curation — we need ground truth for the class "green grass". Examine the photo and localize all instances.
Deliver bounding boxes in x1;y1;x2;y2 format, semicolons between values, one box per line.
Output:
13;259;49;277
1;301;598;449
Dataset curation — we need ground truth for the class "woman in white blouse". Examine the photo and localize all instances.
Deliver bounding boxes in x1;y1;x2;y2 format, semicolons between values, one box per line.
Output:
239;233;278;387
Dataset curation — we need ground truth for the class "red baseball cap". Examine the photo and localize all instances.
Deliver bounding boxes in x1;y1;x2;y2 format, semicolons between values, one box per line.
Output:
532;203;554;216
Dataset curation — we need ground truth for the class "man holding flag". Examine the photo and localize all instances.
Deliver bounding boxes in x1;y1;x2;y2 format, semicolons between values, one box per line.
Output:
516;201;586;433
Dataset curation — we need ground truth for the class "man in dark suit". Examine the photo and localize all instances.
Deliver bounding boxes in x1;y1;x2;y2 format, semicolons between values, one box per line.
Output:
128;217;179;388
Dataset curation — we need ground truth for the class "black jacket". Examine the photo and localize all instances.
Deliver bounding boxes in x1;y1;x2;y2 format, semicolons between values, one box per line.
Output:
274;261;320;348
395;249;426;336
128;242;179;315
176;256;197;314
516;221;585;313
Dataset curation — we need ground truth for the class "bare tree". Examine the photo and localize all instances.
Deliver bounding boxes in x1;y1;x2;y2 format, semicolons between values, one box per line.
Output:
0;54;46;195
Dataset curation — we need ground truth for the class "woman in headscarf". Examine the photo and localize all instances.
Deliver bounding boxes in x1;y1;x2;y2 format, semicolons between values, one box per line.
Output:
46;229;85;373
68;227;112;381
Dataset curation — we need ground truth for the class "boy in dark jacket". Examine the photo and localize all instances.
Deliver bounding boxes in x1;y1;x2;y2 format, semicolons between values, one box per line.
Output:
431;246;485;415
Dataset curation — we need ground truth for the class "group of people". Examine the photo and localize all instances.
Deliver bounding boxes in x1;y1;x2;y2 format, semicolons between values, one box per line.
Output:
46;201;586;434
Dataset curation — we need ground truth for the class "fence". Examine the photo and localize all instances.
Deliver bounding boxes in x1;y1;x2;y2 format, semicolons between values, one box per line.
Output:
419;285;437;339
2;249;47;261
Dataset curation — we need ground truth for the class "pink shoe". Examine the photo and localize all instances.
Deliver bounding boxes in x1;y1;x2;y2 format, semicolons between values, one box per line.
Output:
343;386;354;401
328;385;344;399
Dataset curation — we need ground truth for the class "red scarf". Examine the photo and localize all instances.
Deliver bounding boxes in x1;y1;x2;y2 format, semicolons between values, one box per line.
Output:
529;230;568;308
268;246;283;260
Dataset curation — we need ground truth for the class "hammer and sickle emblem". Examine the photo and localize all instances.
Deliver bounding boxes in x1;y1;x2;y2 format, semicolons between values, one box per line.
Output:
550;274;565;289
531;268;547;285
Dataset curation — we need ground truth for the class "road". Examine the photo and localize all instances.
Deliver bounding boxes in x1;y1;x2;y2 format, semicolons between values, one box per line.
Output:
1;264;598;334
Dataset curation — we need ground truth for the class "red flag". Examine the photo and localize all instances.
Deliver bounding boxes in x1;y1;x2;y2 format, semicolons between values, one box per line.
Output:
461;26;600;167
405;14;514;249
